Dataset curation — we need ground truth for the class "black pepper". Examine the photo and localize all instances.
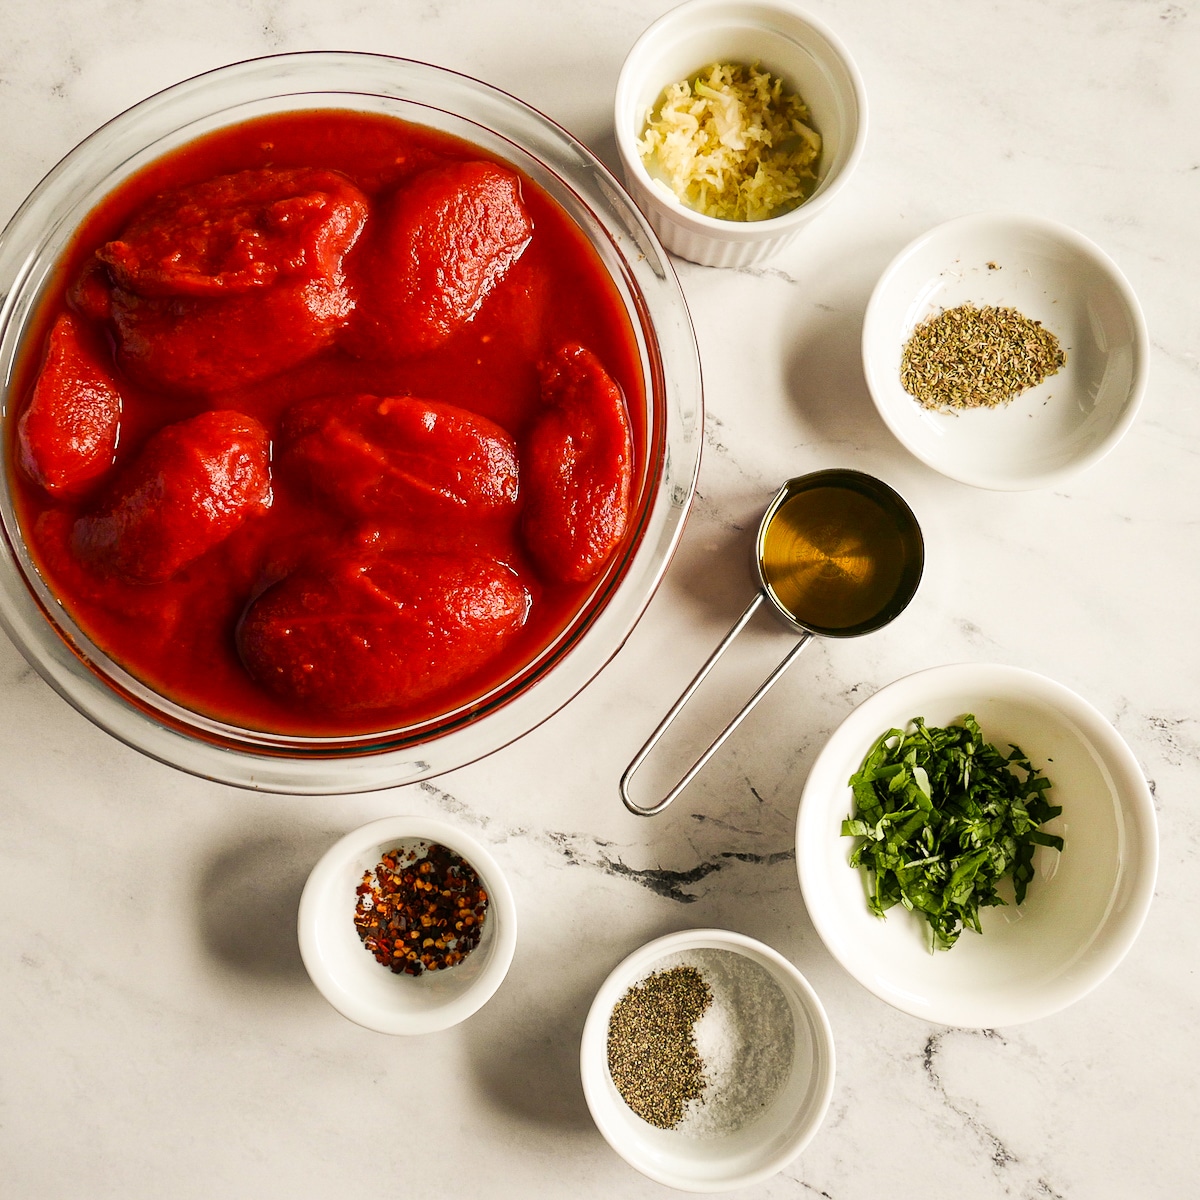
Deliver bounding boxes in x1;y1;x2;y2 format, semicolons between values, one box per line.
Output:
606;965;713;1129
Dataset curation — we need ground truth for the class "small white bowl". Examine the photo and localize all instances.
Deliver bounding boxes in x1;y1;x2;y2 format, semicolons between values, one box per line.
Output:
614;0;867;268
298;816;517;1034
862;212;1149;490
797;663;1158;1027
580;928;835;1192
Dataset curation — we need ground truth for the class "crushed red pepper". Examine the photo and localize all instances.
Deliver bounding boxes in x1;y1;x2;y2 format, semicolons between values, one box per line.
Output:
354;841;489;975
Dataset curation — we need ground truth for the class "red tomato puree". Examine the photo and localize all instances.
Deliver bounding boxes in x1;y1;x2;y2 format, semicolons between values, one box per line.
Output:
9;110;647;736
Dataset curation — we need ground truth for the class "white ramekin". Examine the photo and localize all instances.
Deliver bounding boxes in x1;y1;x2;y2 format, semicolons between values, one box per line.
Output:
614;0;868;268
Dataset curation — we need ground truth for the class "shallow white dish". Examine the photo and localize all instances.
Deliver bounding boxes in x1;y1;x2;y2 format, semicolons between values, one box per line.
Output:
580;928;834;1192
298;816;517;1034
796;663;1157;1027
614;0;867;268
862;212;1148;490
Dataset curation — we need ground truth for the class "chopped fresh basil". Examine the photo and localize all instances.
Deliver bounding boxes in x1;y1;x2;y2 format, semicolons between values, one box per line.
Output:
842;715;1063;951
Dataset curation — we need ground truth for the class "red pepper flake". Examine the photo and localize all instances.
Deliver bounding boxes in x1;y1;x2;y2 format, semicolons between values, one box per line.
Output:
354;842;489;975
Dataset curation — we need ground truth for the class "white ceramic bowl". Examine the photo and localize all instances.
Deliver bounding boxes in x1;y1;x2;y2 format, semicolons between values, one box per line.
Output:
862;212;1149;490
297;816;517;1034
580;928;835;1192
614;0;867;268
797;663;1158;1027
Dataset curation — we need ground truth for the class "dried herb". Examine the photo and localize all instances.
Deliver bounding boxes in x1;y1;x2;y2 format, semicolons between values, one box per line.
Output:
899;302;1066;411
607;965;712;1129
842;715;1063;951
354;842;488;975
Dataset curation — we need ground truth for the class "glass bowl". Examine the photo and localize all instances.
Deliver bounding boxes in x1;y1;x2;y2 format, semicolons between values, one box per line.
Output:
0;52;703;793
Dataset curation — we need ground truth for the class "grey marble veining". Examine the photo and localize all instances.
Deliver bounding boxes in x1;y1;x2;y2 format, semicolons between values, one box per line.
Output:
1;0;1198;1197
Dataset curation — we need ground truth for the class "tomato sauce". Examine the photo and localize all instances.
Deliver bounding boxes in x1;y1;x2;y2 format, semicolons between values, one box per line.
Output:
9;110;646;737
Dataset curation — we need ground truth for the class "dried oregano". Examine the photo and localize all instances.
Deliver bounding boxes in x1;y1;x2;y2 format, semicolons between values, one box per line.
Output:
899;302;1066;411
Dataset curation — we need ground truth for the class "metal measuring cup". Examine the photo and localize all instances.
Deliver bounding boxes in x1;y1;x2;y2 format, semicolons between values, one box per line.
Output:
620;468;924;816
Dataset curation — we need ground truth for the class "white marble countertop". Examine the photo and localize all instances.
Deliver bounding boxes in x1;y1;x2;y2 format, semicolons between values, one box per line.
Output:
2;1;1197;1196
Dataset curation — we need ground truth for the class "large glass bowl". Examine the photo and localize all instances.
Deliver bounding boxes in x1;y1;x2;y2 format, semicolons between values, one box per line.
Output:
0;52;702;794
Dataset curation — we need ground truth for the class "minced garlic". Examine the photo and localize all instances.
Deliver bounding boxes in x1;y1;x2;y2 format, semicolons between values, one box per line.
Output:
636;62;821;222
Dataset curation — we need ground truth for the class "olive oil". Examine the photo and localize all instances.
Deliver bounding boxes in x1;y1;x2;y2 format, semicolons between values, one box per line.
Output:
620;468;923;816
758;479;921;635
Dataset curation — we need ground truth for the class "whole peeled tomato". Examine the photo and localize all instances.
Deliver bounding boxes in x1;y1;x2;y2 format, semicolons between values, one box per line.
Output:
521;343;634;583
98;167;367;297
92;167;368;392
17;312;122;497
348;159;533;359
281;392;519;521
237;552;531;714
71;409;272;585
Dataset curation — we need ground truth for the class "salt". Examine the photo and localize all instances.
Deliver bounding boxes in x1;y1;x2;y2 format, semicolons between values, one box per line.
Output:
659;947;795;1137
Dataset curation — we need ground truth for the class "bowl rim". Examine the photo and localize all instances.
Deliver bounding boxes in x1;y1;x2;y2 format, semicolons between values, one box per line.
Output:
861;209;1150;491
613;0;869;242
0;50;704;793
296;814;518;1034
795;661;1159;1026
579;926;836;1191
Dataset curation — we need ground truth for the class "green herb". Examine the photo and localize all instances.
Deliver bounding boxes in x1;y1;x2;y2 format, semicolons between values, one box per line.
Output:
841;715;1063;951
899;302;1066;411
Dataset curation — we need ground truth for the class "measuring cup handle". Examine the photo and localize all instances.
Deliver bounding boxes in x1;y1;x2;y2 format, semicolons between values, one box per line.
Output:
620;593;815;816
